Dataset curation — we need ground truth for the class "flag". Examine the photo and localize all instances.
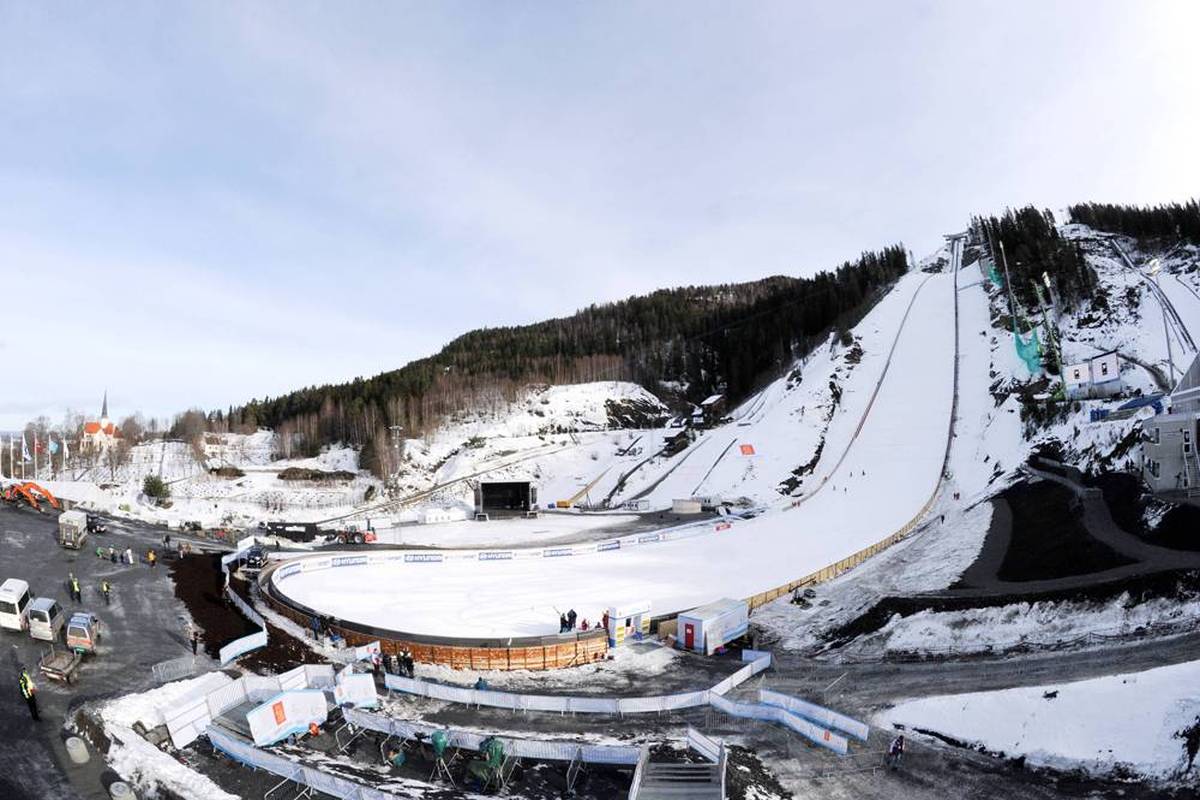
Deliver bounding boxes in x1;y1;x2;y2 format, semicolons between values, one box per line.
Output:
21;436;31;463
49;438;60;456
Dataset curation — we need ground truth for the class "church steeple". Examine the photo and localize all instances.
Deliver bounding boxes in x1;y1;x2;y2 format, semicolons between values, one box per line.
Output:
101;390;109;424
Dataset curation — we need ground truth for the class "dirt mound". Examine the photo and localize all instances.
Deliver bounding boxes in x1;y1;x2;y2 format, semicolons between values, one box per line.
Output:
998;480;1134;582
277;467;356;482
169;554;257;659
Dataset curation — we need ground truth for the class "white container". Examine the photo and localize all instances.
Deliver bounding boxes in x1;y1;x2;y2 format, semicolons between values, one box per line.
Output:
65;736;89;764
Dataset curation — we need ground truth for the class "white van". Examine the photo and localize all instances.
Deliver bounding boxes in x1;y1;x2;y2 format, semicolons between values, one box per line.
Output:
28;597;65;642
0;579;32;631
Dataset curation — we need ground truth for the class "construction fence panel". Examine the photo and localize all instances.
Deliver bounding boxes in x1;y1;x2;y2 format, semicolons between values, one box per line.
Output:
205;680;249;718
151;655;198;684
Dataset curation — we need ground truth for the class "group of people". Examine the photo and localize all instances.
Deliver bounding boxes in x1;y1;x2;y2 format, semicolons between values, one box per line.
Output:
66;572;114;605
95;545;137;565
386;649;415;678
558;608;609;633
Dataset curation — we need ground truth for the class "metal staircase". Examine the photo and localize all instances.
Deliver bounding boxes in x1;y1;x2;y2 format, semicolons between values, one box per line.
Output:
1183;442;1200;497
634;761;724;799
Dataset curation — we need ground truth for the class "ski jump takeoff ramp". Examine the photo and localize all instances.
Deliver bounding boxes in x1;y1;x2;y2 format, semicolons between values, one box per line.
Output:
263;273;957;668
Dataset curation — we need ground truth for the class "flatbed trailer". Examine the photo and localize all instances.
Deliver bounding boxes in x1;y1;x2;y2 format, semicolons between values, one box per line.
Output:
39;646;82;683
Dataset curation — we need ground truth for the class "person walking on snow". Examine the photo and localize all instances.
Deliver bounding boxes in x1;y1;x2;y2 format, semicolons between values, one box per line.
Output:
19;668;38;721
191;629;200;656
101;580;112;606
559;613;568;633
70;575;81;604
567;608;577;630
886;735;906;769
147;549;157;568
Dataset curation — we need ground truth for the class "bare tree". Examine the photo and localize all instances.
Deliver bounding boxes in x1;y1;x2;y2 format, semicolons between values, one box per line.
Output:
119;413;146;445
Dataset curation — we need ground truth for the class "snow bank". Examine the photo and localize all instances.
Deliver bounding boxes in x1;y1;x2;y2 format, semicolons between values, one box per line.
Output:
877;592;1200;657
99;672;237;800
879;660;1200;780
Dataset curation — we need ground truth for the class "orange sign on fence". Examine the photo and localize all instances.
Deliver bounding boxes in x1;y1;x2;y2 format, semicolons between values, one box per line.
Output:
739;444;756;456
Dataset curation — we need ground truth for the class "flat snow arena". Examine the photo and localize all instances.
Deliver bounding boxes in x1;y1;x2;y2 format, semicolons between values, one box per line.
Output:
272;274;956;640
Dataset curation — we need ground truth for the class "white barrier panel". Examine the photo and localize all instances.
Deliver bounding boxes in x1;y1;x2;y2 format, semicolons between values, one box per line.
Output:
352;640;381;662
205;679;249;718
277;665;308;692
333;670;379;709
219;629;268;666
246;690;328;746
708;693;848;755
207;726;396;800
686;726;722;763
304;664;336;689
759;688;869;742
383;650;772;715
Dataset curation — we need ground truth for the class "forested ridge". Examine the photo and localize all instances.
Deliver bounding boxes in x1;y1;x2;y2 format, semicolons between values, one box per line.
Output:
1068;200;1200;244
973;206;1096;310
214;246;909;467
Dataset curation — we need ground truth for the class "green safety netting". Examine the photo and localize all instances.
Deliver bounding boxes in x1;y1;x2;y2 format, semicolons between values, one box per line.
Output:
987;261;1003;286
1013;323;1043;374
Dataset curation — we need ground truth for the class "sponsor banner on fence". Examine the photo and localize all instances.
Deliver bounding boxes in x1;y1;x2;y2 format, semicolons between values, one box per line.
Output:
246;689;328;747
596;540;620;552
478;551;513;561
543;548;574;558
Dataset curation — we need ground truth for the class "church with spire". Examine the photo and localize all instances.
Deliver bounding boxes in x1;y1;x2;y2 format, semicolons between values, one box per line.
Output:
82;391;120;451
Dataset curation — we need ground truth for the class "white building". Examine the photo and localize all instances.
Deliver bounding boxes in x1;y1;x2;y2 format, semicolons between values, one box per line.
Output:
1063;350;1122;400
81;392;120;451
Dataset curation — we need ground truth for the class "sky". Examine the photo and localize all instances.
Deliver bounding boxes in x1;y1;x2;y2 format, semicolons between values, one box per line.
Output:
2;1;1198;430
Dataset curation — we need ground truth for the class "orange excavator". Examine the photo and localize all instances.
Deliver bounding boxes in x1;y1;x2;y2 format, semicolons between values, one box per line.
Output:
1;481;62;512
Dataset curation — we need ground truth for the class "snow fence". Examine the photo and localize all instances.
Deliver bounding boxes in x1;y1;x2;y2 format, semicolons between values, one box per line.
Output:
384;649;771;715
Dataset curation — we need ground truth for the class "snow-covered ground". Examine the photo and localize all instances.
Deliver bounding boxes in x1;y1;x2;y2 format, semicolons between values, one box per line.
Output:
879;659;1200;781
95;672;238;800
752;502;991;653
275;272;957;638
35;437;378;529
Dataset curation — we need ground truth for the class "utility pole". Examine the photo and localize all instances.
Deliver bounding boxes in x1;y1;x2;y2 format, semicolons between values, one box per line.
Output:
1148;259;1176;386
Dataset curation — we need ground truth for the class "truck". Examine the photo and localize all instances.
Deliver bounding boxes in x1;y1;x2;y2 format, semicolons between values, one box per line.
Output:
58;510;89;550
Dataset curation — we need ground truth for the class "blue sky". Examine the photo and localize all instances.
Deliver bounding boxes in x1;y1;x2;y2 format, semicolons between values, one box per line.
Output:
2;1;1198;430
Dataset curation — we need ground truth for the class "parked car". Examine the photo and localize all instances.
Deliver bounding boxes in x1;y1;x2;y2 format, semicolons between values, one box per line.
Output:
243;545;267;572
66;612;101;654
86;514;108;534
28;597;65;642
0;578;32;631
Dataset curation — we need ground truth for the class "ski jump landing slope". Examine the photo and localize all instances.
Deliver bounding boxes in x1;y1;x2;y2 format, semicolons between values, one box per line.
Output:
275;273;957;639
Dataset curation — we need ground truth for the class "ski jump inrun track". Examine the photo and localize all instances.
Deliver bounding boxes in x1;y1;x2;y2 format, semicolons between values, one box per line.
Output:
262;266;960;666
